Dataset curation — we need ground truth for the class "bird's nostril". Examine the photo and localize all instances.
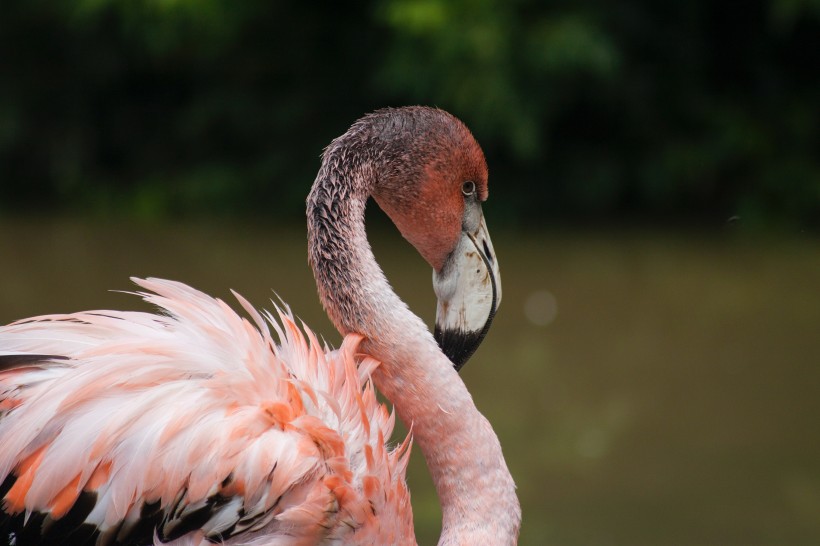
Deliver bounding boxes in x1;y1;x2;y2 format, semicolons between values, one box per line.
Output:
482;239;493;264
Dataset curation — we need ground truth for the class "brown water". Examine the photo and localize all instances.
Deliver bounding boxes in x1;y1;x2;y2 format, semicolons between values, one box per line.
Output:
2;218;819;545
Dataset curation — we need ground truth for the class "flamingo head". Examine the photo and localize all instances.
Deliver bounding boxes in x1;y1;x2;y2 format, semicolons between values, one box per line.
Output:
369;107;502;370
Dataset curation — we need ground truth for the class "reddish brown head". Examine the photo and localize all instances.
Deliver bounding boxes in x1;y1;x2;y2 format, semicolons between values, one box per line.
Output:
308;106;501;370
358;107;501;370
362;107;489;272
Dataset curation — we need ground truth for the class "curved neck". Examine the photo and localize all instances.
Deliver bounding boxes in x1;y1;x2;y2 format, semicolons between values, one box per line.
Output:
307;155;520;545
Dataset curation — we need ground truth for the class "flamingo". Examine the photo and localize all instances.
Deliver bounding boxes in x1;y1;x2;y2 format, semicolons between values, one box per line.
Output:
0;107;521;545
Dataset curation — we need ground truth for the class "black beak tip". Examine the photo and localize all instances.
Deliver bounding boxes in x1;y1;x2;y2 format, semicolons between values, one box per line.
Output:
434;325;486;371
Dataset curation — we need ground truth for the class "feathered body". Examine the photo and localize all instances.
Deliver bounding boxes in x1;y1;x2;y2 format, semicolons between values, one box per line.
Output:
0;107;520;545
0;278;413;545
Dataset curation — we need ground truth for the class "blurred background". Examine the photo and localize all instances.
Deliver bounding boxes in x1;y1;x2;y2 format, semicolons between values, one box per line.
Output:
1;0;819;544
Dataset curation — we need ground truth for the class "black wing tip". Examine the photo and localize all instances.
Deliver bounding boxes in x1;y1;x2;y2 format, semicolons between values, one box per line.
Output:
0;480;100;546
0;354;69;372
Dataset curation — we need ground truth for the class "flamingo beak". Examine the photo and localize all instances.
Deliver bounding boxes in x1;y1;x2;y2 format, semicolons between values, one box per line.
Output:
433;211;501;371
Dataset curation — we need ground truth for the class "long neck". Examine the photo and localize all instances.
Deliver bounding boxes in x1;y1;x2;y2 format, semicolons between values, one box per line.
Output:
307;156;521;545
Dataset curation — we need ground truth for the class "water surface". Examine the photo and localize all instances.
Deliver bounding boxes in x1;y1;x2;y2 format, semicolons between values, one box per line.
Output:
1;218;818;545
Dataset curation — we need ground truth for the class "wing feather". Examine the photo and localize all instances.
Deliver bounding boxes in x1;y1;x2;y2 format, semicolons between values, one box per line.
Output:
0;278;413;545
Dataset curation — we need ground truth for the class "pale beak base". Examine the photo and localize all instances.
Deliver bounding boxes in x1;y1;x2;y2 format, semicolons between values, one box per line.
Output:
433;213;501;370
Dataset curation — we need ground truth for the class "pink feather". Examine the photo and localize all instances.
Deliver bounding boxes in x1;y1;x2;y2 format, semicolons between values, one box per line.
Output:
0;278;414;545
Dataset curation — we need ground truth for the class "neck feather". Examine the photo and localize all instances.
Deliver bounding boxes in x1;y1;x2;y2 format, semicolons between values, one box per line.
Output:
307;154;521;545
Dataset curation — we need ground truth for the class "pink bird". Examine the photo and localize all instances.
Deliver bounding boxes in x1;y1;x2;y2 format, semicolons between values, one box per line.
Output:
0;107;520;545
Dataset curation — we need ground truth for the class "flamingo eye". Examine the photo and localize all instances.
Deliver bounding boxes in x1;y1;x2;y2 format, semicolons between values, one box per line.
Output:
461;181;476;197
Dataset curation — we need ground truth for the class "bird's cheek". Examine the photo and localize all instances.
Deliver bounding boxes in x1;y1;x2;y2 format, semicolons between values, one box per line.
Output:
374;195;461;272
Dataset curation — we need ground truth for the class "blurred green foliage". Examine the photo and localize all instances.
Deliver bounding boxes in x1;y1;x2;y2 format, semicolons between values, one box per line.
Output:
1;0;818;228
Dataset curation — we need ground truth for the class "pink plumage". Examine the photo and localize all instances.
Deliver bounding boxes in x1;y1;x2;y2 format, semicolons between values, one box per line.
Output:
0;107;520;545
0;278;413;545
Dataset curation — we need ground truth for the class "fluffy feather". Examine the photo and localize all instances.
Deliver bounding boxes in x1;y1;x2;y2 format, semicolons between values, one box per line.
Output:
0;278;413;545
